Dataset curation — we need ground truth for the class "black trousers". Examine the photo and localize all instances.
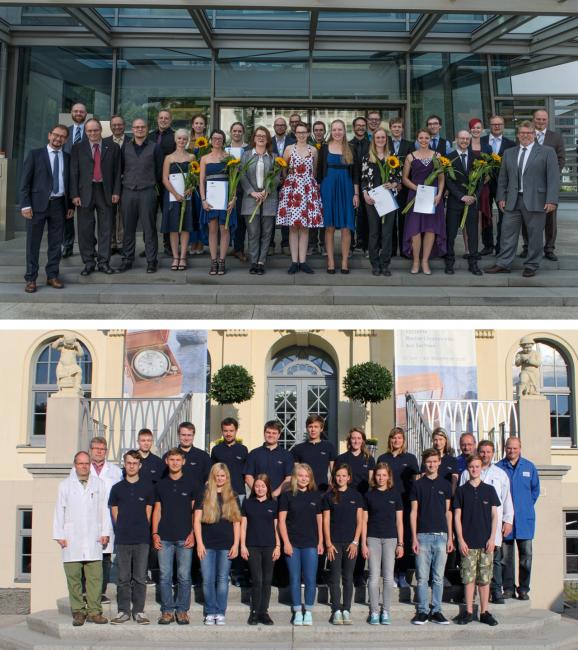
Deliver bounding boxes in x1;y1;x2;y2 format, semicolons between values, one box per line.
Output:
122;187;158;263
247;546;274;614
77;183;114;265
391;190;408;256
367;204;395;271
446;203;478;266
116;544;149;615
327;542;356;613
62;211;75;250
25;197;65;282
354;201;369;250
269;224;289;249
482;184;504;251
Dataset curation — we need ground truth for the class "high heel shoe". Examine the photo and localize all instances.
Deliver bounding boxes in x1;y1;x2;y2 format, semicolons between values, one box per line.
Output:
410;265;420;274
422;262;432;275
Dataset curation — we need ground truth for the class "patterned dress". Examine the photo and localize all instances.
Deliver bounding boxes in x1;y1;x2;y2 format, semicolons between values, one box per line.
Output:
276;147;323;228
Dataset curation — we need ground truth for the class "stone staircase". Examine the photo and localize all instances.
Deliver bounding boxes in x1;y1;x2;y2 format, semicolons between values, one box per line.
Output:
1;583;578;649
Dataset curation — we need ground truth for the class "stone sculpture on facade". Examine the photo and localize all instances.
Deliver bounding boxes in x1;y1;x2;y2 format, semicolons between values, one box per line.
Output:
515;335;541;397
52;335;84;395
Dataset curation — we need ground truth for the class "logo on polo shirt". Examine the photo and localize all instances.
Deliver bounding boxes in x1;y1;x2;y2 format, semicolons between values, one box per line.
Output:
403;463;408;467
321;451;327;455
235;456;242;460
363;464;368;469
310;502;316;506
138;497;145;501
181;492;188;496
189;462;197;466
349;500;356;504
389;500;395;504
277;460;283;465
150;470;157;474
267;509;274;513
438;490;445;495
483;500;489;504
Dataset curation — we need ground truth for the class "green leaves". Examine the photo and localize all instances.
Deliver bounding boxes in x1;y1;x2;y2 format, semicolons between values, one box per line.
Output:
209;364;255;405
343;362;393;406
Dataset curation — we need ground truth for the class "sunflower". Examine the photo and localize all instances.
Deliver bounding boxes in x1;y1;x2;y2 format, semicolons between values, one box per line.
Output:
275;156;288;167
473;159;487;168
315;143;322;150
438;156;451;167
491;153;502;163
195;136;209;148
387;155;400;169
190;161;201;174
226;158;240;167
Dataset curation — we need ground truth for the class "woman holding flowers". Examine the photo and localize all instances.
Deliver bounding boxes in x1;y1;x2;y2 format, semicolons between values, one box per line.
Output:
189;115;209;255
361;127;401;277
240;127;282;275
161;128;197;270
199;129;237;275
402;129;447;274
276;122;323;275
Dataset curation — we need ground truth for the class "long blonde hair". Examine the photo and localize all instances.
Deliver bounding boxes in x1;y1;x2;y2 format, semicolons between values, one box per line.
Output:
201;463;241;524
289;463;317;495
328;119;353;165
368;127;391;164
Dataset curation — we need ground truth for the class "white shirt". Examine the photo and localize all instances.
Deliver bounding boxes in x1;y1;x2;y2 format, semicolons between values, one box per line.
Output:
90;461;122;554
457;147;468;169
275;137;287;156
490;135;502;153
459;463;514;546
47;145;64;197
517;141;534;192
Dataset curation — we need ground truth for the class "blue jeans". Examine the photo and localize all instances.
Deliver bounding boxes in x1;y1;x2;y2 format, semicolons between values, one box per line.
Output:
201;549;232;616
415;533;448;614
285;547;318;611
158;540;193;613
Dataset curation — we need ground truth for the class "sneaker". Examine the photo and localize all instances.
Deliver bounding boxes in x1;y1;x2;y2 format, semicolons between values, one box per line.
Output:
456;611;474;625
491;592;505;605
215;614;226;625
302;611;313;626
411;612;429;625
502;590;516;599
380;611;390;625
110;612;130;625
176;611;190;625
430;611;450;625
158;612;174;625
369;612;380;625
100;594;111;604
204;615;215;625
398;575;410;588
293;611;303;626
480;611;498;626
342;610;351;625
331;610;343;625
134;612;150;625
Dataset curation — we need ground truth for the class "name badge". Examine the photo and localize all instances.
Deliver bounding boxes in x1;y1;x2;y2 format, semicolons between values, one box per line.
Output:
523;471;531;477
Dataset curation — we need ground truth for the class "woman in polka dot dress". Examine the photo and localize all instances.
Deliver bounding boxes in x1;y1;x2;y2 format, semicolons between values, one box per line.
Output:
276;121;323;274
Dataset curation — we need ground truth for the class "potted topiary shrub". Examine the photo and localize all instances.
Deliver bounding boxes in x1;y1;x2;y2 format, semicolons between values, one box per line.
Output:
209;365;255;405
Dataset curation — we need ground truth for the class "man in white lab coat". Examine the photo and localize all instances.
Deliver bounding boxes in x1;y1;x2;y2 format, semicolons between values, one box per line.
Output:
53;451;112;626
458;439;514;605
89;436;123;602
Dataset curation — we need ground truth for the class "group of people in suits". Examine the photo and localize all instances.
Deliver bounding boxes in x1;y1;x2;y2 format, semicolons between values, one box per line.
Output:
19;104;564;292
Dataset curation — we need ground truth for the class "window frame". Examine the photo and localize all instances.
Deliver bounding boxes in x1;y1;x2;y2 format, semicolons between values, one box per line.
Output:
564;509;578;580
15;507;32;583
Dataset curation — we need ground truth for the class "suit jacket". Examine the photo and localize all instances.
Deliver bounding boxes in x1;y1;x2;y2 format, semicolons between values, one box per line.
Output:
541;129;565;171
480;134;516;157
271;133;296;156
240;149;279;217
150;127;176;159
446;149;480;213
63;123;88;154
497;143;560;212
103;134;131;151
70;139;121;207
388;137;413;162
20;146;71;213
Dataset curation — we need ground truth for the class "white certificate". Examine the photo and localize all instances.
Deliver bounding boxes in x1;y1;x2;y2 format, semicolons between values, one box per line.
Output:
369;186;399;217
414;184;436;214
168;173;185;202
206;180;228;210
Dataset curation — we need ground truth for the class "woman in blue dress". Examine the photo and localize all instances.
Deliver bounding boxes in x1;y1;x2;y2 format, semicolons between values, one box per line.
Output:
317;119;360;274
161;129;196;270
199;129;237;275
189;114;208;255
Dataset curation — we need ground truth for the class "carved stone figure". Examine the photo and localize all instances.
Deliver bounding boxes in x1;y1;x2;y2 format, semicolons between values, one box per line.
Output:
52;336;84;395
515;336;541;397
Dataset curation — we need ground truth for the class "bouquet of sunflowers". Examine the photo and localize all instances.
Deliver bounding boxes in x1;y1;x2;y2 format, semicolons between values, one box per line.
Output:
248;156;288;223
176;159;201;232
402;155;456;215
223;155;252;229
459;152;502;229
191;135;211;158
375;154;401;223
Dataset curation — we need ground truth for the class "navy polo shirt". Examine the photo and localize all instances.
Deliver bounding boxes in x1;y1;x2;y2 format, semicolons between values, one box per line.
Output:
245;444;294;492
456;453;469;475
335;451;376;494
278;489;322;548
453;481;500;549
109;478;155;545
163;446;211;493
195;493;238;550
420;454;458;487
211;441;248;495
154;474;196;541
410;475;452;534
365;488;403;539
138;452;165;484
321;487;364;544
242;497;278;547
377;452;419;498
292;439;337;491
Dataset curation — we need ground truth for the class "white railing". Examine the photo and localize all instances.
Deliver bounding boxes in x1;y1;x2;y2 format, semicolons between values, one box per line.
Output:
405;393;433;459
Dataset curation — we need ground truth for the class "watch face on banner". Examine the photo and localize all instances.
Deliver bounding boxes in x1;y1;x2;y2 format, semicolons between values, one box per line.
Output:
132;349;170;379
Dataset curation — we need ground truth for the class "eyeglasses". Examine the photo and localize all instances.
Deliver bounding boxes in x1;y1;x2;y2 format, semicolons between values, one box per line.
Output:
133;126;147;130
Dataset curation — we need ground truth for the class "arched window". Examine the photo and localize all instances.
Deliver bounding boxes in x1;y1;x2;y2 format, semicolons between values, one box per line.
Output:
513;340;574;448
30;338;93;443
268;346;337;449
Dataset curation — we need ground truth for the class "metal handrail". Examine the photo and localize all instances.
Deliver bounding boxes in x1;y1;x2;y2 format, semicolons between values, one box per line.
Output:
156;394;194;457
405;392;433;459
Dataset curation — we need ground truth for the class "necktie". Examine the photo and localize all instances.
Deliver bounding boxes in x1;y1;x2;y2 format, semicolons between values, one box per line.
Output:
460;153;467;169
491;138;498;154
93;143;102;182
74;126;82;144
536;131;544;145
157;131;163;145
394;140;400;155
52;150;60;195
518;147;527;190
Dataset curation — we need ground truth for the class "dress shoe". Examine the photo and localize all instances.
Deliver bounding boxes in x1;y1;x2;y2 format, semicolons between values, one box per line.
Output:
484;265;510;274
287;262;299;274
46;277;64;289
256;264;265;275
259;612;274;625
247;611;259;625
24;281;37;294
517;591;530;601
371;267;381;276
80;264;95;276
518;249;528;258
502;590;516;599
326;268;336;275
444;265;455;275
249;264;258;275
469;263;483;276
522;268;536;278
340;268;350;274
86;613;108;624
299;262;314;274
479;246;494;256
544;251;558;261
97;262;117;275
117;261;133;273
382;267;392;277
72;612;86;626
61;247;73;258
491;592;505;605
146;261;158;273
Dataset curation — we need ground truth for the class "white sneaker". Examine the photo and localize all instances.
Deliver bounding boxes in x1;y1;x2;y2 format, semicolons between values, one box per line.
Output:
342;610;352;625
215;614;225;625
204;615;215;625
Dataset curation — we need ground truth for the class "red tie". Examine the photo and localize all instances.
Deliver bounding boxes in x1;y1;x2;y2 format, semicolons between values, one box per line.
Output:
93;143;102;182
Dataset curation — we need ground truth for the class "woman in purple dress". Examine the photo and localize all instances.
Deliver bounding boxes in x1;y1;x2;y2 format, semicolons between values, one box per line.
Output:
402;129;446;275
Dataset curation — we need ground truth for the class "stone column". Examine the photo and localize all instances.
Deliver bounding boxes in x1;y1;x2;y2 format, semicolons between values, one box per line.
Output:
517;394;551;465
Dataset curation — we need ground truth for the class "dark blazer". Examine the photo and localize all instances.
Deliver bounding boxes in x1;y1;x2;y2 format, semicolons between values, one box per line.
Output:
20;146;70;213
480;134;516;157
63;123;88;154
446;149;480;212
316;143;360;186
103;134;131;151
541;129;565;171
271;133;296;156
349;136;370;165
70;139;121;207
388;137;413;163
149;127;176;159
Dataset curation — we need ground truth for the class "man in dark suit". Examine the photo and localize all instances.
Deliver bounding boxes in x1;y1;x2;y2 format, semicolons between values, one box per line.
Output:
20;124;74;293
485;121;560;278
520;109;566;261
270;117;296;255
388;117;414;257
103;115;130;255
479;115;516;256
416;114;452;155
349;116;370;253
70;118;121;276
445;131;482;276
62;103;88;258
